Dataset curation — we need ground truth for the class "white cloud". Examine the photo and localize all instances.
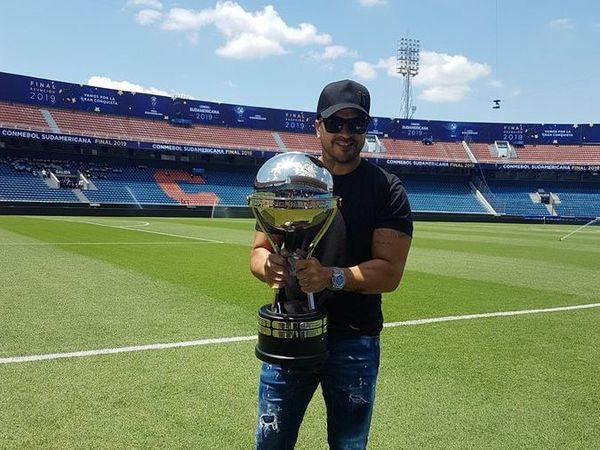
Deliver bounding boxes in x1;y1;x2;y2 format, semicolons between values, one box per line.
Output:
358;0;388;5
162;7;213;30
128;0;162;9
136;9;161;25
415;51;491;87
352;61;379;80
351;57;390;80
353;51;491;102
547;18;575;30
352;56;400;80
510;88;521;97
488;79;503;88
87;76;173;97
216;33;286;59
310;45;357;61
158;1;332;59
420;85;470;102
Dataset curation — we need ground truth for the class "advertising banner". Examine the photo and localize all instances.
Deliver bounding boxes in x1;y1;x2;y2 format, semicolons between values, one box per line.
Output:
479;162;600;172
581;124;600;144
220;103;275;130
3;72;600;149
524;123;581;145
273;110;316;133
490;123;527;145
428;120;492;143
377;157;475;169
0;127;265;158
184;99;223;125
369;117;396;137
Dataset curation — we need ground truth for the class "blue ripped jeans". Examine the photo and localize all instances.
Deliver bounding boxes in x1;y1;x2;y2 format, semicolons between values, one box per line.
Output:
255;334;380;450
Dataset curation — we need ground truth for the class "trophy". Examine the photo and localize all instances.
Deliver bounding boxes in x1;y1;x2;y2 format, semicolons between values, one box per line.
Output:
248;152;339;366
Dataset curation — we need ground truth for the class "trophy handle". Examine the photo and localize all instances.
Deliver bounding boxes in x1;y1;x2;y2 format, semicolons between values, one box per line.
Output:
305;199;339;258
250;206;281;254
250;206;283;311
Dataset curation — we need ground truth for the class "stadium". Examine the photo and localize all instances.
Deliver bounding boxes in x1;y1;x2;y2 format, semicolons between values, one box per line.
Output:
1;68;599;449
1;71;600;221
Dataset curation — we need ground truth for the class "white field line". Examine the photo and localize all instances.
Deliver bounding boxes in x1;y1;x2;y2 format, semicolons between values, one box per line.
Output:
2;302;599;365
114;225;224;243
383;302;600;327
29;217;224;244
0;241;221;246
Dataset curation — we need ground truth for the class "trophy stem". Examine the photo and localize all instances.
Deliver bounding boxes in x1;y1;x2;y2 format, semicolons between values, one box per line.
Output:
307;293;315;310
275;292;282;313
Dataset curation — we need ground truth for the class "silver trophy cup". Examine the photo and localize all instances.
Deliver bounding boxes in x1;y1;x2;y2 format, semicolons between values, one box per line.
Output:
248;152;339;366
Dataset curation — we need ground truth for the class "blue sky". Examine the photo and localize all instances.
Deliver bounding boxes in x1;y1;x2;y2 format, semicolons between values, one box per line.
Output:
1;0;600;124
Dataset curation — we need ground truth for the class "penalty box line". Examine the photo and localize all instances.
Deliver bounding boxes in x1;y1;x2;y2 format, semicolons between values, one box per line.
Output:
2;302;600;365
31;216;225;244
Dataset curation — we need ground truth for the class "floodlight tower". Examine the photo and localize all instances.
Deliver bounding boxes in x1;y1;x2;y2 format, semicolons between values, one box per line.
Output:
397;38;420;119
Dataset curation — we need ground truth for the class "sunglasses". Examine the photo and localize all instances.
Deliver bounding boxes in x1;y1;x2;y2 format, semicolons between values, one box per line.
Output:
321;116;370;134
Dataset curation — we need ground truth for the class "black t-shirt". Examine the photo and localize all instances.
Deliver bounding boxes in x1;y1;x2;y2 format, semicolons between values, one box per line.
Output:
312;159;413;336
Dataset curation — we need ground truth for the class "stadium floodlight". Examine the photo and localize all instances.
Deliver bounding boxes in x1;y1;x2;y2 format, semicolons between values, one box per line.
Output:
397;37;420;119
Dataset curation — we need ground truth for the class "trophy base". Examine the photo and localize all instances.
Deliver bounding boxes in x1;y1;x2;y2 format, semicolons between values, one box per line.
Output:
256;304;328;367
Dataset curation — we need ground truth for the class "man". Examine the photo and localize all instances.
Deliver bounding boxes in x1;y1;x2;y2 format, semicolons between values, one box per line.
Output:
250;79;413;449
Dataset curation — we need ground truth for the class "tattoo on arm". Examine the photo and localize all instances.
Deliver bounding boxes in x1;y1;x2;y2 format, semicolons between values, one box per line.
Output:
373;229;402;246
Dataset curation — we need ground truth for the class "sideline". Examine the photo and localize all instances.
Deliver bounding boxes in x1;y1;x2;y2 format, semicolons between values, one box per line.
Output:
0;241;221;246
2;302;599;365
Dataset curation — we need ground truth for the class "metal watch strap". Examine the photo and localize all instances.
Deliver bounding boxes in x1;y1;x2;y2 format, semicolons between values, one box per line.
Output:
330;267;346;291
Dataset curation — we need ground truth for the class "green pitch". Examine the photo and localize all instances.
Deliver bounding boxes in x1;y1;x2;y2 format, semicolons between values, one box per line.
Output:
0;216;599;448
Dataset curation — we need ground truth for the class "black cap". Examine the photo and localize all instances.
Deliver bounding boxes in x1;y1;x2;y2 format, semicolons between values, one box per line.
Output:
316;79;370;119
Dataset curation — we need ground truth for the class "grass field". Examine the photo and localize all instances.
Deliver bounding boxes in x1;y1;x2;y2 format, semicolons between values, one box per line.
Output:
1;216;599;449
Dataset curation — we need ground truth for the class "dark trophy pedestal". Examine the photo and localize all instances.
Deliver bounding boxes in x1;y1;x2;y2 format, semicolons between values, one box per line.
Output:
256;305;327;366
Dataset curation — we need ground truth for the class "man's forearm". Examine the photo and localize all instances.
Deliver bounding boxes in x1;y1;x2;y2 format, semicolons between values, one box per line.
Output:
344;258;406;295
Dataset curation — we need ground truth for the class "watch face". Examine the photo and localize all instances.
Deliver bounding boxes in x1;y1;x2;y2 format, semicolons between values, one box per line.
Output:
332;268;345;290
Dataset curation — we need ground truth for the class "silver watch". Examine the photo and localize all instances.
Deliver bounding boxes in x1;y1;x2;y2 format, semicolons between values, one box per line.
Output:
330;267;346;291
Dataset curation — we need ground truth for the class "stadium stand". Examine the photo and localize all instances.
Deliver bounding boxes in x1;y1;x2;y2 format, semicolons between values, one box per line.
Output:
401;174;488;214
469;142;600;165
3;148;600;218
1;72;600;220
483;180;555;216
0;102;51;131
381;139;471;162
0;101;282;152
48;107;283;151
0;156;80;203
277;130;322;154
515;145;600;164
0;152;258;207
153;169;218;205
83;165;177;205
552;184;600;217
172;165;255;206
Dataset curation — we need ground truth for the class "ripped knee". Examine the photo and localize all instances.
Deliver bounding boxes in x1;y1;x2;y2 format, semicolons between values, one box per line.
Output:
348;393;370;404
259;413;280;433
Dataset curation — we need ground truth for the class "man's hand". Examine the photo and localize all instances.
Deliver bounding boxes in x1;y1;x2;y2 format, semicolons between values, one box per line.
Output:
250;230;288;288
295;257;330;294
263;251;289;289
